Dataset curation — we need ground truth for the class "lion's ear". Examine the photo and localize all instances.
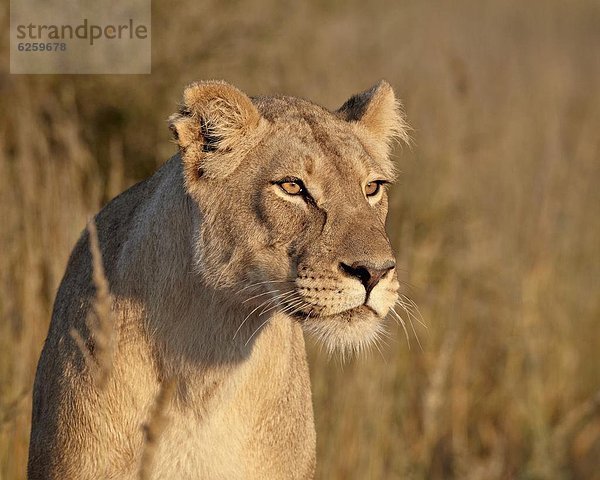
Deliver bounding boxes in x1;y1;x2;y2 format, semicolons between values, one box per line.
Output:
337;80;410;158
169;81;264;181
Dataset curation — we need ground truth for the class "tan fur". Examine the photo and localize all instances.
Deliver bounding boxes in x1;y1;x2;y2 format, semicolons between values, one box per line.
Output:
28;80;409;479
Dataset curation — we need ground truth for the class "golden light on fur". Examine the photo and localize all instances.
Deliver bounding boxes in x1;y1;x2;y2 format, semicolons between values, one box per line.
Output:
169;80;268;184
337;80;411;169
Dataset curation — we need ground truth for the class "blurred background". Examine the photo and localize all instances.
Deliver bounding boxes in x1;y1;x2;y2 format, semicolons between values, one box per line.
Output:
1;0;599;478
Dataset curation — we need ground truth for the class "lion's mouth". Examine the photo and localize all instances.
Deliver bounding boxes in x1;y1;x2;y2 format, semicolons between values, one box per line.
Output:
286;303;380;322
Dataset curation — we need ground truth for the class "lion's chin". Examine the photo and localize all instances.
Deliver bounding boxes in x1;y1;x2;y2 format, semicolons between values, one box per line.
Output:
299;305;386;359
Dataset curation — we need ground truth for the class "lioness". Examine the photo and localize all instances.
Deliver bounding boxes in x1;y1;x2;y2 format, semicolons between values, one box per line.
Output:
28;80;408;479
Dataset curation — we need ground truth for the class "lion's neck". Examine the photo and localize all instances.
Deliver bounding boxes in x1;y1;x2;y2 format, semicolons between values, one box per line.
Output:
114;157;299;389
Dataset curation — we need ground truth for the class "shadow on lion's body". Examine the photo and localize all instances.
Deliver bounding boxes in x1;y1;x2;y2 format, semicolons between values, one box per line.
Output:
28;81;407;479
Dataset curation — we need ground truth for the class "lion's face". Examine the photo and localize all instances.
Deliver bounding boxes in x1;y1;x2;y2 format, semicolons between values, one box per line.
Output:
170;81;409;355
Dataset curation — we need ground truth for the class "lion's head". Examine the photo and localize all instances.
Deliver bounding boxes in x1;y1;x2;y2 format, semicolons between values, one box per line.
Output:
169;80;409;355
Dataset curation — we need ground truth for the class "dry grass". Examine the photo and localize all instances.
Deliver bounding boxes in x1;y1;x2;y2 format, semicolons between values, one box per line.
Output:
69;220;116;390
139;379;177;480
1;0;599;478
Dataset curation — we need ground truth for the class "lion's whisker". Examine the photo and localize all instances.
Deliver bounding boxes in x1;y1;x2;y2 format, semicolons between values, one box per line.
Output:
371;333;387;362
238;292;303;345
395;300;423;351
233;297;277;340
278;300;305;317
400;294;427;329
242;299;307;347
242;289;281;304
283;301;309;317
390;307;411;349
244;300;310;346
258;291;299;315
244;317;272;346
396;300;421;328
377;326;394;342
236;279;293;294
258;293;301;317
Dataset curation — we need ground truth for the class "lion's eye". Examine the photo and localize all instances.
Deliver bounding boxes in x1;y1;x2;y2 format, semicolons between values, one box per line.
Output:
279;181;303;195
365;181;381;197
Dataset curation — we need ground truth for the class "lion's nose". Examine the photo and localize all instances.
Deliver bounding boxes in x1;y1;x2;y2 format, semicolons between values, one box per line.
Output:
340;260;395;294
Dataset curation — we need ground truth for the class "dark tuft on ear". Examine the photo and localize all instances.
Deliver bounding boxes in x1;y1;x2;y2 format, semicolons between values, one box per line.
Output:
168;81;266;182
337;84;379;122
199;119;220;153
337;80;410;158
